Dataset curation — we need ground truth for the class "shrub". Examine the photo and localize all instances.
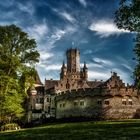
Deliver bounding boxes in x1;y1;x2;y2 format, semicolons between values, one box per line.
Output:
1;123;20;131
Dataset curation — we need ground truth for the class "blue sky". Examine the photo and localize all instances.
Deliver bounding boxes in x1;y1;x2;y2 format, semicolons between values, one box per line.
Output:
0;0;136;84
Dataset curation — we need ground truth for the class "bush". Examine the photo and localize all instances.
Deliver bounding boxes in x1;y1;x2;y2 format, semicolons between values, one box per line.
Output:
1;123;20;131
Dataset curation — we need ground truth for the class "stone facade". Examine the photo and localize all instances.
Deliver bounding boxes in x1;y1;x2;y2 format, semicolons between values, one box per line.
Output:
27;48;140;122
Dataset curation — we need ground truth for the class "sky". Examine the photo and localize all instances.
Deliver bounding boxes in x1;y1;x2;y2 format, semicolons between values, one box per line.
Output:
0;0;136;84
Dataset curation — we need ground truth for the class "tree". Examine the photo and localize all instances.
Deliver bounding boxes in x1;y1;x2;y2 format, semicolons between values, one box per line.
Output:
0;25;40;124
115;0;140;88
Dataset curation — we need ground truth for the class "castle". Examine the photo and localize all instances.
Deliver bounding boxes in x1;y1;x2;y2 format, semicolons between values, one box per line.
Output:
27;48;140;122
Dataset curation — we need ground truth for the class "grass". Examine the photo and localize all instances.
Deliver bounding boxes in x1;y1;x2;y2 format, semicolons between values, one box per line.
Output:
1;120;140;140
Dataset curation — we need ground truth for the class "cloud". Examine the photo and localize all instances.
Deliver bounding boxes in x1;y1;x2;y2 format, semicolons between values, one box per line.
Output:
42;29;66;50
88;70;111;81
27;21;48;42
83;49;92;54
17;2;34;15
0;0;14;7
87;63;103;68
45;26;77;49
50;29;66;42
39;52;54;61
46;64;61;70
92;57;113;66
38;63;61;71
59;12;76;23
79;0;87;7
89;20;129;38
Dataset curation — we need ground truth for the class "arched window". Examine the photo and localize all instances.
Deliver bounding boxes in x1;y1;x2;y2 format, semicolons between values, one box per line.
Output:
66;83;70;89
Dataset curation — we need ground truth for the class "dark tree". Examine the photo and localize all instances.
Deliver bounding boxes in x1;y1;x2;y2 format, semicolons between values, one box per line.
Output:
115;0;140;88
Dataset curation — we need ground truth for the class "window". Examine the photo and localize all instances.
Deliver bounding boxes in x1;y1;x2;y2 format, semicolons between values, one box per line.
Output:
47;98;49;102
97;100;102;105
104;100;109;105
60;103;66;108
74;101;78;107
122;101;126;105
80;100;84;106
128;99;132;105
63;103;66;107
122;99;126;105
66;83;70;89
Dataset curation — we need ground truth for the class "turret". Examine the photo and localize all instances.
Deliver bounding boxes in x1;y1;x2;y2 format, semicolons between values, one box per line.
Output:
27;86;37;110
60;61;67;80
83;62;88;81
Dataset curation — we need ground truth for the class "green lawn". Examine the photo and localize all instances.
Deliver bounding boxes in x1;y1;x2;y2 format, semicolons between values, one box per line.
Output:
1;120;140;140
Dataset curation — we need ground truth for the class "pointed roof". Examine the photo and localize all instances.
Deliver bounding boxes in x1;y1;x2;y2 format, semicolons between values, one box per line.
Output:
83;61;88;69
103;72;125;88
34;70;43;86
62;61;66;68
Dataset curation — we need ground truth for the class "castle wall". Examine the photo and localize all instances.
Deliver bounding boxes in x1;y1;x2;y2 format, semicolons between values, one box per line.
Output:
56;93;140;119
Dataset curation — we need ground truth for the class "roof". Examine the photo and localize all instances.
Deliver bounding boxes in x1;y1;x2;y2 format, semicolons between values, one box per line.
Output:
87;81;103;88
45;79;59;90
34;70;43;86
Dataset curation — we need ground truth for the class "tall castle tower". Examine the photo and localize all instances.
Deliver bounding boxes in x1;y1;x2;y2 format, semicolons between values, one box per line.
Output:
60;48;88;81
66;48;80;73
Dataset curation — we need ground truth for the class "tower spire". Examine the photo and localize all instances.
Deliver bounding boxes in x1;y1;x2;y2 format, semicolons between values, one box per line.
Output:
62;61;66;68
82;61;88;81
83;61;87;69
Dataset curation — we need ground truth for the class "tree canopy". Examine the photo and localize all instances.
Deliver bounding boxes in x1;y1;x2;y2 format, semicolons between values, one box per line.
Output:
115;0;140;88
0;25;40;124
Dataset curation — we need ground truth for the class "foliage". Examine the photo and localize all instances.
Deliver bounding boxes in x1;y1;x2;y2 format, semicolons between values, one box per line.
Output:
1;120;140;139
115;0;140;88
1;123;20;131
0;25;40;124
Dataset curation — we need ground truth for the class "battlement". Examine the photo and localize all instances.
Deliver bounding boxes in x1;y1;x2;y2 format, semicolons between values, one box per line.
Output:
56;85;138;101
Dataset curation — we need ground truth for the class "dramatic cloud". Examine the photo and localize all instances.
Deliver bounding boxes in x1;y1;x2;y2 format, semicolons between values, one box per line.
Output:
46;64;61;70
83;50;92;54
0;0;135;84
88;70;111;81
38;63;61;70
17;2;34;15
39;52;54;61
27;22;48;42
59;12;76;23
50;29;66;42
45;26;77;49
92;57;113;66
79;0;87;7
0;0;14;7
89;20;129;37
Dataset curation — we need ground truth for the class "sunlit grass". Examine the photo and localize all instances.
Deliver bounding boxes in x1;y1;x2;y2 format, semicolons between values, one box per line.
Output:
1;120;140;140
